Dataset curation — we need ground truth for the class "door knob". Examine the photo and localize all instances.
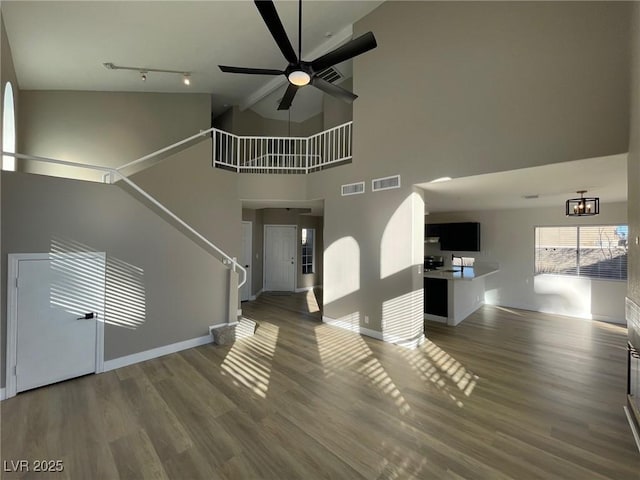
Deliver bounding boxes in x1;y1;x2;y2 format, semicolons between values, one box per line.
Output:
77;312;96;320
244;265;250;268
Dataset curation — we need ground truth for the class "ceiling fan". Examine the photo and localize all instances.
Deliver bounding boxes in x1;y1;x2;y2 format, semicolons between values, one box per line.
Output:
219;0;377;111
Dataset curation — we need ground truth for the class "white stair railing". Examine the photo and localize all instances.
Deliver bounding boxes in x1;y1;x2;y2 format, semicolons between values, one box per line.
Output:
213;121;353;174
3;151;247;291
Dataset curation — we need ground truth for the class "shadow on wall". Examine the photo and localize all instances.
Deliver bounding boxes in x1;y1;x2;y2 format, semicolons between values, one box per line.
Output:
534;274;625;321
51;237;146;330
323;191;424;344
49;250;106;320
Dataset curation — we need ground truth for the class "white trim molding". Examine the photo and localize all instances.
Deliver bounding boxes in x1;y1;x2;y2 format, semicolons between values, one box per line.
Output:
103;334;212;372
295;285;321;293
323;315;425;349
322;315;383;341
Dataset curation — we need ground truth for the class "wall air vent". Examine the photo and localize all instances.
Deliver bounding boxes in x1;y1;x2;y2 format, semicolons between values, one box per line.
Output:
316;67;343;84
372;175;401;192
341;181;365;196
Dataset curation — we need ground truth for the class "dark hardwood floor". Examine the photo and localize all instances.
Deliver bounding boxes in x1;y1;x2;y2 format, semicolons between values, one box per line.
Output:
2;292;638;479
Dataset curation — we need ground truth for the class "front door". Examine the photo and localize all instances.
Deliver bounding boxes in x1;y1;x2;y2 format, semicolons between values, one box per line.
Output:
14;253;105;393
264;225;296;292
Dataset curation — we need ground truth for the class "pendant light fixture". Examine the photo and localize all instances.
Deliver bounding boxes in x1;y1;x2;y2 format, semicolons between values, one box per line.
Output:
566;190;599;216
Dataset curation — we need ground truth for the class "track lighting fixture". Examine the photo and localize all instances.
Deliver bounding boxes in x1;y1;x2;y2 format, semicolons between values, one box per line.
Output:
104;62;191;86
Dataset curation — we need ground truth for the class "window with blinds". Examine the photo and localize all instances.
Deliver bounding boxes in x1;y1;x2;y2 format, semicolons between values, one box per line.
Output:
534;225;628;280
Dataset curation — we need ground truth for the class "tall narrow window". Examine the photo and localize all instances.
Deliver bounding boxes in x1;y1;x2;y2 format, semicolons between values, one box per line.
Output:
301;228;315;274
2;82;16;171
535;225;627;280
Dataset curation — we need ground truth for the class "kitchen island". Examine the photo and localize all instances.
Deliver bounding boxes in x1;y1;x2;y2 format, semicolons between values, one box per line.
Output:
423;265;499;326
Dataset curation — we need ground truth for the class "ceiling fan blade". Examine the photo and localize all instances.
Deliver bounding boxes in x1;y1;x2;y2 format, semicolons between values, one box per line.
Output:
219;65;284;75
255;0;298;64
310;32;377;72
278;83;299;110
311;77;358;103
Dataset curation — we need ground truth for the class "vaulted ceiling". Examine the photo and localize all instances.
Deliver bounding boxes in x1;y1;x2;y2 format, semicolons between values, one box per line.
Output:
1;1;383;120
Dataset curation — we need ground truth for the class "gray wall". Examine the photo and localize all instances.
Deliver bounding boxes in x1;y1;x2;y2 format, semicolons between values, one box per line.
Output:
131;141;240;256
1;11;19;390
352;1;630;182
307;2;631;340
219;106;322;137
426;203;628;323
242;208;265;297
323;78;353;130
628;4;640;346
1;166;232;383
18;90;210;180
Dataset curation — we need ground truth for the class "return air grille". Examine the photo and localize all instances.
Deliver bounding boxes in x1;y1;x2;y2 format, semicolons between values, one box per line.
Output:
372;175;401;192
341;181;365;196
316;67;343;84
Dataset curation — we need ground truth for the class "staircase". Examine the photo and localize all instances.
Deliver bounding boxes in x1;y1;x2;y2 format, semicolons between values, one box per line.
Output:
3;147;250;340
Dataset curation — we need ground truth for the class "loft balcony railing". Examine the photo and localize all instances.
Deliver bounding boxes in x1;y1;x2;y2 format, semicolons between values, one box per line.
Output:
213;121;352;174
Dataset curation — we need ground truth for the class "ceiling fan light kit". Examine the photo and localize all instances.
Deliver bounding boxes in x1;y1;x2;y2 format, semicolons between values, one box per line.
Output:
219;0;377;111
288;70;310;86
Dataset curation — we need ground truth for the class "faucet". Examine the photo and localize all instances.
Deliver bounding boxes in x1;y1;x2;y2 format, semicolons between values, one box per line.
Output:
452;254;465;270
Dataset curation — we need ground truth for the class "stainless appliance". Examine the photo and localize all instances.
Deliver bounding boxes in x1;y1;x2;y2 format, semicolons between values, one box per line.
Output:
424;256;444;271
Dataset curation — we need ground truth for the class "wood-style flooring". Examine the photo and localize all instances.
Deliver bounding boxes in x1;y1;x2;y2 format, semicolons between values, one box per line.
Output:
2;291;639;479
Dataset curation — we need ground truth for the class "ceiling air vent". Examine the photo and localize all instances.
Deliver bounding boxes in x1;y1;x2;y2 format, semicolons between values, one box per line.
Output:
316;67;343;84
341;181;365;196
372;175;401;192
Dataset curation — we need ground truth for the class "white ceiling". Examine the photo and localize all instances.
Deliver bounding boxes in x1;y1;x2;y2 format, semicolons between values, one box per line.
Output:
1;1;382;118
418;154;627;213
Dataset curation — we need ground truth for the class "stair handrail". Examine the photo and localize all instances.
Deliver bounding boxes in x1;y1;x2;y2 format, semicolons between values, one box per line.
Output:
116;128;215;173
2;151;247;289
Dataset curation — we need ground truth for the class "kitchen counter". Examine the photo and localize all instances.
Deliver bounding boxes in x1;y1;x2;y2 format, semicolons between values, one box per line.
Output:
423;265;499;326
423;266;499;281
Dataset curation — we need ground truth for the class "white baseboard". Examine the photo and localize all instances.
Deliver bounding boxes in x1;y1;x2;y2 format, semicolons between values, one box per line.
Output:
323;315;426;349
209;322;239;332
322;315;383;341
0;387;5;401
237;308;242;317
295;285;320;293
385;333;426;349
250;288;263;301
103;334;213;372
424;313;447;323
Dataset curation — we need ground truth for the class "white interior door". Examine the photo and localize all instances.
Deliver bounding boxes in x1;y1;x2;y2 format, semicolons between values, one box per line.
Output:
264;225;296;292
13;253;105;393
240;221;252;301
